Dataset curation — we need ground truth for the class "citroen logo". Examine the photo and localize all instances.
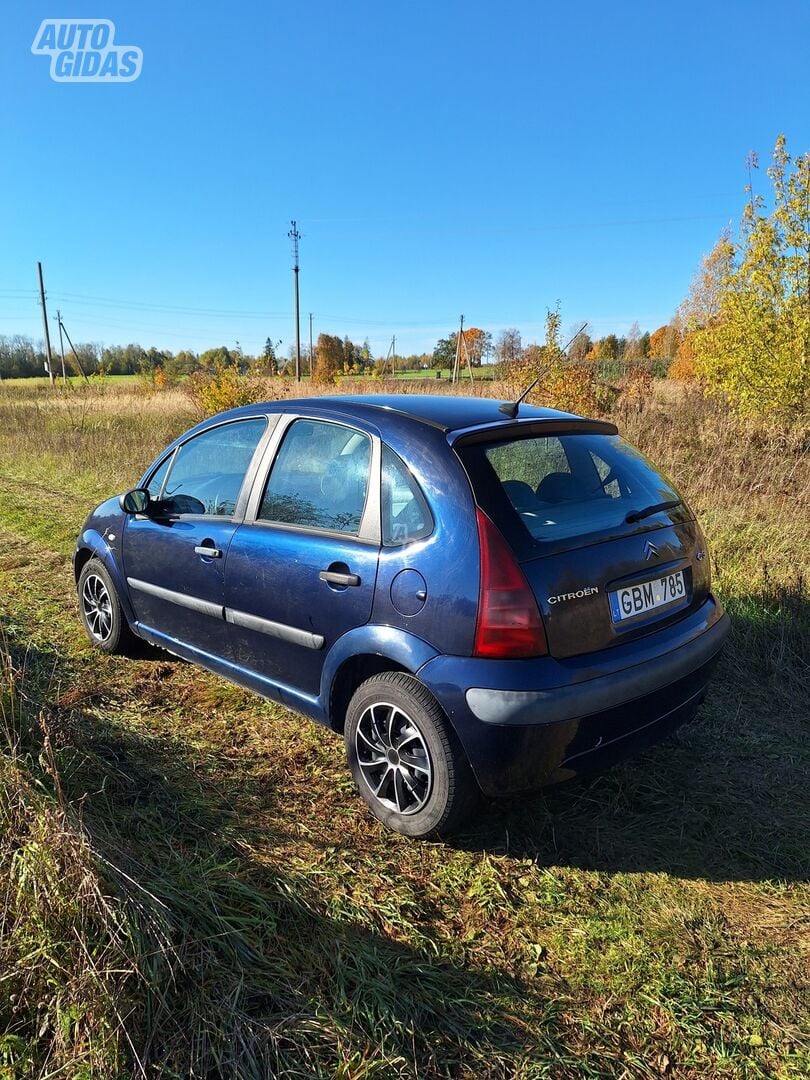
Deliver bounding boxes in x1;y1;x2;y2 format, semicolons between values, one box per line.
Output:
644;541;660;560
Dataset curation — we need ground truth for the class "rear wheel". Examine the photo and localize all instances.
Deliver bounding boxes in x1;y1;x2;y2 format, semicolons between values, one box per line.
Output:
77;558;139;655
345;672;480;838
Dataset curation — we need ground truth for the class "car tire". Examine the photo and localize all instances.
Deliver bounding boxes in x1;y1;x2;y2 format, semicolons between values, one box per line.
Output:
345;672;480;838
77;557;139;655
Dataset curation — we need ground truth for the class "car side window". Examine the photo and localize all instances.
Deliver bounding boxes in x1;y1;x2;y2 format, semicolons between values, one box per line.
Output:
382;445;433;547
146;453;173;499
157;418;267;517
259;419;371;535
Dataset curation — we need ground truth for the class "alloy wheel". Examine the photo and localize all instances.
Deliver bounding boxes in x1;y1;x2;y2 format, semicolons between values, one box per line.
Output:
355;701;433;815
81;572;113;642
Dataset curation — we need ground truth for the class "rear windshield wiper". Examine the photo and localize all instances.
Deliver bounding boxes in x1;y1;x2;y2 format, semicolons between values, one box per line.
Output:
625;499;682;524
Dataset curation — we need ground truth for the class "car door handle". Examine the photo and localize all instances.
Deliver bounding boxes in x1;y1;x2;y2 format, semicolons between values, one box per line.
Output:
319;569;360;587
195;544;222;558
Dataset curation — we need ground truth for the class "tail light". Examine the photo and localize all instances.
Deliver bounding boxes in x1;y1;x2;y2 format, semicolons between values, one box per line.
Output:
473;508;548;659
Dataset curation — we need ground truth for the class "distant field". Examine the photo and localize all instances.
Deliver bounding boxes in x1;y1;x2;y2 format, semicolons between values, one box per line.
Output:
0;373;140;387
0;377;807;1079
0;366;500;387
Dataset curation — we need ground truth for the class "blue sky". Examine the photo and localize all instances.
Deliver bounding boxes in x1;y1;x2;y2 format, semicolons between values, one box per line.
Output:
2;1;809;359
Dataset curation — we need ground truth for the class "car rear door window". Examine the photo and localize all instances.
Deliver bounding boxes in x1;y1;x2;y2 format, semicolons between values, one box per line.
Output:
259;419;371;535
157;418;267;517
381;445;433;546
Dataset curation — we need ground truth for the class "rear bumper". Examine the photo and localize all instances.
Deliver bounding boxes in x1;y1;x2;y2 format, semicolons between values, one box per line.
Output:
417;594;729;796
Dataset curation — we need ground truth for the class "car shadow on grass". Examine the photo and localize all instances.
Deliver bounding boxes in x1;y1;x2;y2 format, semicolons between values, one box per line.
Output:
452;593;810;883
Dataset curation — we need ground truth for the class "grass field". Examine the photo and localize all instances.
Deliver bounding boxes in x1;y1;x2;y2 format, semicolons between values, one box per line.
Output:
0;378;808;1079
0;373;141;388
0;367;490;388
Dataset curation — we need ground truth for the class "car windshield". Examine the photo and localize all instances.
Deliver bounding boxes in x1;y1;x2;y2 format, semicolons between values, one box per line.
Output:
457;431;688;551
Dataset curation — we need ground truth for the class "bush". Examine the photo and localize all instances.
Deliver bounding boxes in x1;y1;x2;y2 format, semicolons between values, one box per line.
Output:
502;309;601;416
184;359;277;418
504;348;600;416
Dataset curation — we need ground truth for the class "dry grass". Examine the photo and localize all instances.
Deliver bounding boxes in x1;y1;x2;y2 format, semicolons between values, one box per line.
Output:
0;376;808;1079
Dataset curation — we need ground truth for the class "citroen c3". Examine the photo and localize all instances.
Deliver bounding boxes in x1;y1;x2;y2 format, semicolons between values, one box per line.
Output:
74;395;730;837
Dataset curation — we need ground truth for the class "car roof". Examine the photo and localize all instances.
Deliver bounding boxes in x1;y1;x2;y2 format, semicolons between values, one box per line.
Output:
333;395;584;431
218;394;586;434
146;394;617;482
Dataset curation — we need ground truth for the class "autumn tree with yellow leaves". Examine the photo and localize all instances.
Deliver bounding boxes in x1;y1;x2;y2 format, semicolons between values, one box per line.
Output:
682;136;810;416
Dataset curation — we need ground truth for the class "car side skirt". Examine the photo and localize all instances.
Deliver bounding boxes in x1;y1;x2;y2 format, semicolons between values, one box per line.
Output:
136;623;327;724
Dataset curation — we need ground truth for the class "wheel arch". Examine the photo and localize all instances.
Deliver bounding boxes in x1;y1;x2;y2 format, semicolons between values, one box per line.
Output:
73;533;138;629
329;654;411;733
73;545;95;583
322;625;440;733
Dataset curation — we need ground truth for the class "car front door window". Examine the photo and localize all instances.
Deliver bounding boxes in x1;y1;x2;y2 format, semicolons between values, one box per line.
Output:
158;418;267;517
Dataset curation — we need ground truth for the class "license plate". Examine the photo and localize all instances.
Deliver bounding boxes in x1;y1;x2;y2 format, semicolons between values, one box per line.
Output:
609;570;686;623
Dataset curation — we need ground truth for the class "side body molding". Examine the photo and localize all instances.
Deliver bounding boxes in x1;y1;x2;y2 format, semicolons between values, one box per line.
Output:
126;578;323;649
127;577;224;620
225;607;325;650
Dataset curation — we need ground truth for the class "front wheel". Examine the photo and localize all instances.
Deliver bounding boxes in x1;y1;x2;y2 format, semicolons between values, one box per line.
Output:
344;672;480;838
77;558;139;655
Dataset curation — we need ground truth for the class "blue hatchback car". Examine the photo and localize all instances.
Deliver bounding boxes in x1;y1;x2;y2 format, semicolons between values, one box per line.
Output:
74;395;729;837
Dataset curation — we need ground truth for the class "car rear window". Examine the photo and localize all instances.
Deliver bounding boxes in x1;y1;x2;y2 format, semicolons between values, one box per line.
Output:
456;430;689;554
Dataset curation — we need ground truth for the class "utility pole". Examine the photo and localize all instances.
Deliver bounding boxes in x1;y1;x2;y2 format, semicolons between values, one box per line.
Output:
383;334;396;377
37;261;55;386
452;315;463;383
288;220;301;382
451;314;474;384
57;314;90;383
309;312;313;378
55;309;67;382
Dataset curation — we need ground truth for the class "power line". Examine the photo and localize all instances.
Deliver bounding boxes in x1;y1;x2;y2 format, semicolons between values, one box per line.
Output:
49;292;291;319
38;314;267;343
256;210;729;237
2;285;479;335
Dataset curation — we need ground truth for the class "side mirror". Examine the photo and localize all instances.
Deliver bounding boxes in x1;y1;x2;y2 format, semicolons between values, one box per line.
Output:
119;488;150;514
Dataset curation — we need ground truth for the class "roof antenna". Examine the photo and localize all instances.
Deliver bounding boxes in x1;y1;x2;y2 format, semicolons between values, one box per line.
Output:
498;322;589;418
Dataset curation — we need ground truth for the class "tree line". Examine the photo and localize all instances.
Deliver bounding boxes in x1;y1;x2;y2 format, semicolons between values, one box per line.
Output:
0;324;679;383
